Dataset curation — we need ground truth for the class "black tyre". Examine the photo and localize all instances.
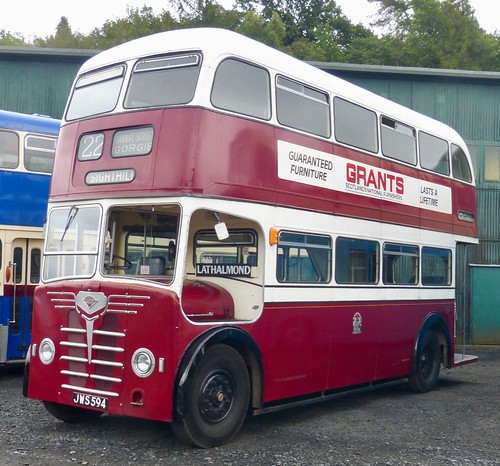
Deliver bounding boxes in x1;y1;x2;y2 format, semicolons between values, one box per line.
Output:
172;344;250;448
43;401;103;423
408;331;441;393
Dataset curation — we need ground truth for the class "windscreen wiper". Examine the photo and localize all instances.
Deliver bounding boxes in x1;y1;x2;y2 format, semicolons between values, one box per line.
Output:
60;205;79;242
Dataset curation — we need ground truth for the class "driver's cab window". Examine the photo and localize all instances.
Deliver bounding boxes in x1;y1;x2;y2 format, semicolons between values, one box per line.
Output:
194;229;258;271
103;205;180;281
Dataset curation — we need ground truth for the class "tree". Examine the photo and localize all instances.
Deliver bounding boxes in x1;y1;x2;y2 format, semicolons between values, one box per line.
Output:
237;11;286;50
0;30;28;46
367;0;497;70
173;0;243;29
34;17;85;48
85;6;177;50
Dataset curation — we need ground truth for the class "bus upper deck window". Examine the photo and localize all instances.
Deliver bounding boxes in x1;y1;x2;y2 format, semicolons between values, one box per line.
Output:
124;53;201;109
451;144;473;183
381;116;417;165
419;132;450;176
66;66;125;121
334;97;378;153
24;135;57;173
0;130;19;169
211;58;271;120
276;76;330;138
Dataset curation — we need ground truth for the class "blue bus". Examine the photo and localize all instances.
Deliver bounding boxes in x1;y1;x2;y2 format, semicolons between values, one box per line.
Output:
0;110;60;364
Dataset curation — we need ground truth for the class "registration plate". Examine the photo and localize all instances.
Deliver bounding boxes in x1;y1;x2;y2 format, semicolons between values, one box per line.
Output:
72;392;108;410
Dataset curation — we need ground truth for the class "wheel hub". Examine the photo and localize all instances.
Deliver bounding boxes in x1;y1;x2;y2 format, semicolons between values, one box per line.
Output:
199;371;234;423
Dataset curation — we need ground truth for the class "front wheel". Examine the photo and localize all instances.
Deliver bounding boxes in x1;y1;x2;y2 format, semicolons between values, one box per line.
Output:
43;401;103;423
172;344;250;448
408;331;441;393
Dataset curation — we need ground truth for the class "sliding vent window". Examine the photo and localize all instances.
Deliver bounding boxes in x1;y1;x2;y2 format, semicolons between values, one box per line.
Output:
125;53;201;108
211;59;271;120
25;135;57;173
277;232;331;283
66;65;125;121
276;76;330;137
334;97;378;153
381;116;417;165
419;132;450;176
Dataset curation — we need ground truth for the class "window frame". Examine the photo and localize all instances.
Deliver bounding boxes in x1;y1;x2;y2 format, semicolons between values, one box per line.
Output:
421;246;452;286
382;242;419;286
333;97;378;154
276;75;331;138
277;231;332;284
419;131;450;176
211;58;271;120
335;236;379;285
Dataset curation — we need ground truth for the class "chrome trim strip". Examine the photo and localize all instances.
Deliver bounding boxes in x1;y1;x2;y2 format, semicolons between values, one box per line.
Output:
92;344;124;352
109;302;145;308
90;374;122;383
91;359;123;368
61;370;89;378
60;342;87;349
107;309;138;315
61;355;87;363
61;384;119;397
61;327;85;334
109;294;150;300
93;330;126;337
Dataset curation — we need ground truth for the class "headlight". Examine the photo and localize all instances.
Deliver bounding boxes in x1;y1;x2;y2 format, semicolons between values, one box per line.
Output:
131;348;155;377
39;338;55;365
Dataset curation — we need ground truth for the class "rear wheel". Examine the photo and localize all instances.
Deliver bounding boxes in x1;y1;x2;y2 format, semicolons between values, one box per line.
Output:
408;331;441;393
43;401;103;423
172;344;250;448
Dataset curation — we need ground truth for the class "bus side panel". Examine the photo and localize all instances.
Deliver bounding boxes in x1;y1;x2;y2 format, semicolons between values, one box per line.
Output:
2;285;35;361
452;181;478;237
255;303;333;401
256;299;454;402
187;110;279;206
374;300;454;380
0;172;50;227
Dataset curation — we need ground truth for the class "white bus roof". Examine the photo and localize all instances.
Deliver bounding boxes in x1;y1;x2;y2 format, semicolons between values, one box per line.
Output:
78;28;464;144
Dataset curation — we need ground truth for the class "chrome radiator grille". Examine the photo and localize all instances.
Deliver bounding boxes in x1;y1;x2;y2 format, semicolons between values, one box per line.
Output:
48;291;149;398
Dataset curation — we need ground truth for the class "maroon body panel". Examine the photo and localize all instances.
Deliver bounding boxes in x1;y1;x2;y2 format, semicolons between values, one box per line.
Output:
50;108;477;238
29;281;454;420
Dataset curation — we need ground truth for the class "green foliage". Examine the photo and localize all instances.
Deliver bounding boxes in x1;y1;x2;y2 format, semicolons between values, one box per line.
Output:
237;11;286;49
368;0;498;70
0;30;28;46
2;0;500;71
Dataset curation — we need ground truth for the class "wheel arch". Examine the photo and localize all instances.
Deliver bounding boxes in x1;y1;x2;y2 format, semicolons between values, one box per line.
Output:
173;326;263;419
413;312;452;371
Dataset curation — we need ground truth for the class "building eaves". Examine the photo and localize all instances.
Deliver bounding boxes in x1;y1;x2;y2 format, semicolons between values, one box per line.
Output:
308;61;500;84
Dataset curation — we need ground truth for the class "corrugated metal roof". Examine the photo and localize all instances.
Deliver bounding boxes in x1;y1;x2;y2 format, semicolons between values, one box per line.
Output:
310;61;500;82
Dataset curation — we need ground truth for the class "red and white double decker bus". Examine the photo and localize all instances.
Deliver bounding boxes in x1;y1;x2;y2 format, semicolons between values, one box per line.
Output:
25;28;478;448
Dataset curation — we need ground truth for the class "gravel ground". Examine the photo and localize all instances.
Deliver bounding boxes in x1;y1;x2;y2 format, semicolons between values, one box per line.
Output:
0;348;498;466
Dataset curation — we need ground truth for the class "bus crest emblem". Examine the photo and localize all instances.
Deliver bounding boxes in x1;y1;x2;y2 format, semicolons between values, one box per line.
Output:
352;312;362;334
75;291;109;363
76;291;108;318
